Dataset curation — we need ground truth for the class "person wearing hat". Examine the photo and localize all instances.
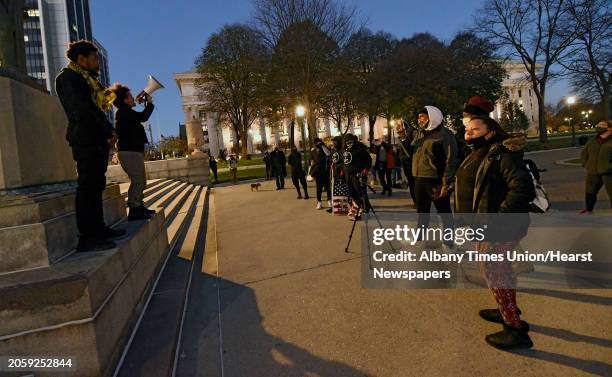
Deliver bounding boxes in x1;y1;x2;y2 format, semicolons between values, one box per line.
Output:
580;120;612;213
411;106;458;242
455;115;535;349
458;96;496;161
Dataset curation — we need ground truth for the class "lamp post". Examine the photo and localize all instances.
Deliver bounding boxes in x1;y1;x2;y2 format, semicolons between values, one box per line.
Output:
388;119;395;144
296;104;307;171
566;96;576;146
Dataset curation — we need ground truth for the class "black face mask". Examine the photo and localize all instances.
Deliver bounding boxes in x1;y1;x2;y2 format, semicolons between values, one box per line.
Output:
465;135;489;150
596;127;609;135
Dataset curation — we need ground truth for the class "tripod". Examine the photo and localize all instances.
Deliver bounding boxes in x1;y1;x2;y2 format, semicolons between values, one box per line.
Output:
344;175;391;269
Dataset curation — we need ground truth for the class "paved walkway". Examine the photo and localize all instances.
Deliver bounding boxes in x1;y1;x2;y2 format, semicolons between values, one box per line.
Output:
176;148;611;376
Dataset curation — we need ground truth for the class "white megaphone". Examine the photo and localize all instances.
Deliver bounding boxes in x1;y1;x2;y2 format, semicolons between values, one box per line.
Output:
136;75;165;103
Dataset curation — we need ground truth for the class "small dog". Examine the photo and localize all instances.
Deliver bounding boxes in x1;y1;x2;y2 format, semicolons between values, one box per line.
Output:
250;183;261;192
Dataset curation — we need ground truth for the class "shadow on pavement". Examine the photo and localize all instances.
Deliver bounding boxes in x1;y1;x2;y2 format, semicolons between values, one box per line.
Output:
529;324;612;348
520;288;612;305
509;349;611;376
176;273;369;377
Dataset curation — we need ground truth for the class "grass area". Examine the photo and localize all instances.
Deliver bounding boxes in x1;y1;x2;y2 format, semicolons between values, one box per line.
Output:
214;166;268;184
524;137;577;151
216;156;265;168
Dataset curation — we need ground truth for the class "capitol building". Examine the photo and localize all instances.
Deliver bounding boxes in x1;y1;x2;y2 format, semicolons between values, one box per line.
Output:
174;62;539;158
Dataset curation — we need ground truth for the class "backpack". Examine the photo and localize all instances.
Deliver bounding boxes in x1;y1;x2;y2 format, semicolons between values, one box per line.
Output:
524;159;550;213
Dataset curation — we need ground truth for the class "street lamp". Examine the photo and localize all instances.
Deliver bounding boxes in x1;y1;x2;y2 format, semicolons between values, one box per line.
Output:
388;119;395;144
296;104;308;171
566;96;577;146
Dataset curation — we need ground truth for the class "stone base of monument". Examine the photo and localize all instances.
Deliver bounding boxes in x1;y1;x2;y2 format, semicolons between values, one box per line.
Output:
0;210;169;377
0;184;126;274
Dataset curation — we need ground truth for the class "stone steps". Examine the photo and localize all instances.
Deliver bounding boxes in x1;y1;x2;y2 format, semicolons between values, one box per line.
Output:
114;184;209;377
0;179;208;376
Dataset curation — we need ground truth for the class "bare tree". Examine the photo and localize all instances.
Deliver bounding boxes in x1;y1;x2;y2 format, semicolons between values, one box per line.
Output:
344;29;396;144
195;24;269;159
562;0;611;119
251;0;360;47
474;0;576;142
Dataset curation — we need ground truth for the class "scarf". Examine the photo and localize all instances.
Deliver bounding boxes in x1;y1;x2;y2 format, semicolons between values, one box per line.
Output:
67;61;116;112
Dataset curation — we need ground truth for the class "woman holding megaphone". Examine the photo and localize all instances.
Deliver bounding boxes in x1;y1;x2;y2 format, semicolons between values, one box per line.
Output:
110;83;156;221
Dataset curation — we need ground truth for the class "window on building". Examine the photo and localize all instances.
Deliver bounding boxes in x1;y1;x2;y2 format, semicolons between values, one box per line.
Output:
518;89;522;98
531;116;534;121
199;110;206;120
529;89;532;97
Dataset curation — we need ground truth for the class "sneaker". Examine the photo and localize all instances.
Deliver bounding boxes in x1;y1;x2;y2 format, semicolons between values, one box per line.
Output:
76;237;117;252
479;308;523;324
579;209;593;214
485;321;533;350
304;195;310;199
316;202;323;210
297;195;302;199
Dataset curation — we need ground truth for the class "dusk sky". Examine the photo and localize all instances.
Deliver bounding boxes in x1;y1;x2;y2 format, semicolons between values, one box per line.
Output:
91;0;570;139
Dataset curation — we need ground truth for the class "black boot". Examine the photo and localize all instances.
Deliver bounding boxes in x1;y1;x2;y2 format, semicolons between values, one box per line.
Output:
141;202;156;215
479;307;522;324
102;226;127;239
77;236;117;252
485;321;533;350
128;206;151;221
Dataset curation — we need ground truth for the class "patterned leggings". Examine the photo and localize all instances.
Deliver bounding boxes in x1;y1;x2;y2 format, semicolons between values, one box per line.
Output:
477;241;522;328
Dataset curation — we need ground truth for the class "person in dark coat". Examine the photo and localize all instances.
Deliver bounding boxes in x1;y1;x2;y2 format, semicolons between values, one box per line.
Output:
311;138;332;209
55;40;125;252
288;147;309;199
270;146;286;190
263;151;272;180
455;115;535;350
209;156;218;183
580;120;612;213
343;134;373;220
395;121;416;203
412;106;458;245
110;83;155;221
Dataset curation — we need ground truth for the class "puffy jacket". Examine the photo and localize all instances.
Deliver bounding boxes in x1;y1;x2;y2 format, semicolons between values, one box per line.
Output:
581;136;612;175
411;107;458;188
455;136;535;240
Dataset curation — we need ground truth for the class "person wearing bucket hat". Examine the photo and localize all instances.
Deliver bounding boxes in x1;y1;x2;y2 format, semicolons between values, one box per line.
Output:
411;106;458;243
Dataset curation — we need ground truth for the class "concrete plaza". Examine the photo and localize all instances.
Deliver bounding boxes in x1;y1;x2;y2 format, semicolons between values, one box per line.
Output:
171;147;611;376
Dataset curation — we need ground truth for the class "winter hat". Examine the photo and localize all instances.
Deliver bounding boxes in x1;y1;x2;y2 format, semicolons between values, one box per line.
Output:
464;96;495;116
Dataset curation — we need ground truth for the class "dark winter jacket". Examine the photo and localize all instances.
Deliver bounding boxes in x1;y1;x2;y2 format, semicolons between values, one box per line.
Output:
581;135;612;175
454;136;535;240
270;149;286;176
343;141;372;176
411;126;458;188
310;143;331;178
55;67;114;147
115;102;154;153
288;150;304;176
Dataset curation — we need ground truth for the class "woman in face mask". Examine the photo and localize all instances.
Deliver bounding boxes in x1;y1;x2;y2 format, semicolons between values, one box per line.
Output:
457;96;496;162
455;115;536;350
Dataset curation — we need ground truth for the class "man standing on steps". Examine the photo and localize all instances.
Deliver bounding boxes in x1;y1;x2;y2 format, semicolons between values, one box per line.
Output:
55;40;126;252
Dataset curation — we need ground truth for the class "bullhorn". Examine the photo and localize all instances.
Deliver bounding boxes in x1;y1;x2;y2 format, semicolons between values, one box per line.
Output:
136;75;165;102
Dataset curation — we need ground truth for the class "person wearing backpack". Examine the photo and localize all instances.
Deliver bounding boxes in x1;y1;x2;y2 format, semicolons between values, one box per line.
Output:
454;115;536;350
580;120;612;213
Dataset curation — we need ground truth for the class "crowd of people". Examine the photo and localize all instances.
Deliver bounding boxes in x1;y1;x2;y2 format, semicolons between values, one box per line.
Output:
54;37;610;353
